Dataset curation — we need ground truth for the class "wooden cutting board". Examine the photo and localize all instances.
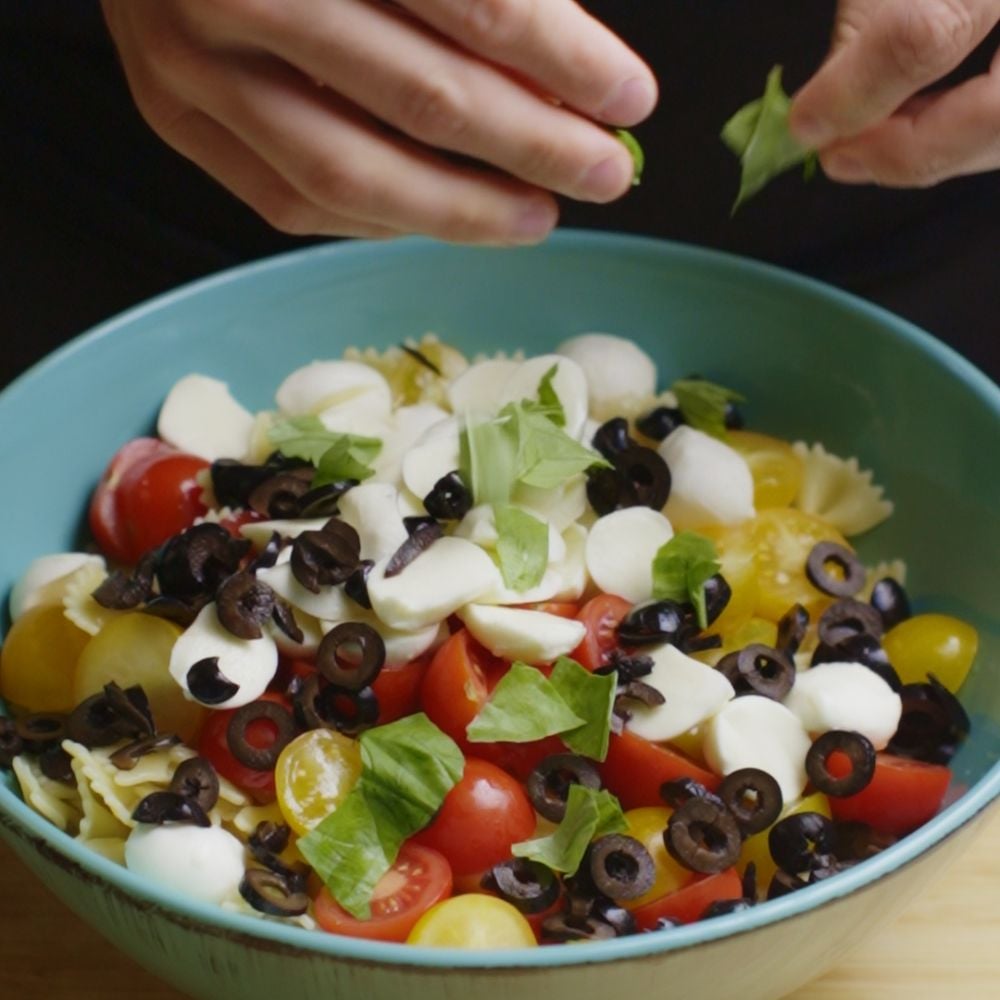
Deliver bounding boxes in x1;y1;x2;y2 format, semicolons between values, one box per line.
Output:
2;807;998;998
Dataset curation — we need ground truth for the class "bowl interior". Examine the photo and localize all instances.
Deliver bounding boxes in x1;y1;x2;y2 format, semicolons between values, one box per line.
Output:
1;231;999;965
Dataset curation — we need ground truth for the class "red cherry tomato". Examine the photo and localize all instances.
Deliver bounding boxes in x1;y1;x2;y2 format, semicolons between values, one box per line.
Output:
372;656;429;725
411;757;536;878
570;594;632;671
518;602;580;620
314;843;452;942
197;691;291;803
89;437;208;565
599;730;720;810
630;868;744;930
827;752;952;836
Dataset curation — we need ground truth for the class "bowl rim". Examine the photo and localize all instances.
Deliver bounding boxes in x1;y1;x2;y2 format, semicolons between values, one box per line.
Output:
2;229;999;969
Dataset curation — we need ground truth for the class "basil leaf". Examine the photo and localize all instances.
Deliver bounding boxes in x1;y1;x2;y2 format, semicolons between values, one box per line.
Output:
671;378;745;440
493;504;549;591
466;662;585;744
313;434;381;486
507;405;609;490
268;414;343;464
298;714;463;919
462;411;518;506
615;129;645;186
651;531;721;629
549;657;616;762
535;364;566;427
721;64;819;213
512;784;627;874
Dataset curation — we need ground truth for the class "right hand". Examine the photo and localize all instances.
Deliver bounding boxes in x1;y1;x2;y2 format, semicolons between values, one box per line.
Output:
100;0;657;244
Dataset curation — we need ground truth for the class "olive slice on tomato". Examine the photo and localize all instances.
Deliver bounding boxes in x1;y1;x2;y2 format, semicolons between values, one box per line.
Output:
718;767;783;835
664;797;742;874
806;730;876;797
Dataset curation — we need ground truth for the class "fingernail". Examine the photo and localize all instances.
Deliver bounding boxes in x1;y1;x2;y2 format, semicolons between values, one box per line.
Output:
823;153;872;184
511;198;558;243
580;155;632;201
790;114;835;150
599;76;657;125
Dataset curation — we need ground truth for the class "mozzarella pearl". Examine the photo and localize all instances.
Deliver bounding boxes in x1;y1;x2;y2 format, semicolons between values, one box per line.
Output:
457;604;586;665
585;507;674;603
157;374;255;462
555;332;657;422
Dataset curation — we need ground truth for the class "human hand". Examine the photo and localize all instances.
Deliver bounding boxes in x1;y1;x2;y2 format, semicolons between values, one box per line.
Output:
789;0;1000;186
100;0;656;244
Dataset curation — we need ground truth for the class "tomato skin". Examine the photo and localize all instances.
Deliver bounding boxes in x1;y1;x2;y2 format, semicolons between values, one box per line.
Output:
571;594;632;671
882;613;979;693
411;757;536;877
372;655;428;725
828;752;951;836
407;893;537;948
631;868;743;930
599;730;720;810
314;843;452;942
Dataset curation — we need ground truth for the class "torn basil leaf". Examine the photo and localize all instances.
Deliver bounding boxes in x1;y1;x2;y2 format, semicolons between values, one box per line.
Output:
494;504;549;591
671;378;745;440
615;129;645;187
651;531;721;629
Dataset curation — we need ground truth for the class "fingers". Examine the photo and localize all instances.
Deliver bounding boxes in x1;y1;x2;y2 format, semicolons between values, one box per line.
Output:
789;0;999;147
393;0;658;125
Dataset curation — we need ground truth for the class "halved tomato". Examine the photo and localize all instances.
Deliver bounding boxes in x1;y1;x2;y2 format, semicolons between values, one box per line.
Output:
631;868;744;929
570;594;632;671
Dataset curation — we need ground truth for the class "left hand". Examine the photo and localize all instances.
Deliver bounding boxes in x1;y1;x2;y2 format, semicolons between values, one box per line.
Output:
788;0;1000;186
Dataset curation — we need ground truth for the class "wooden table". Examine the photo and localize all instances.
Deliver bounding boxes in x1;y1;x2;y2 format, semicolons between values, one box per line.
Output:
2;808;999;998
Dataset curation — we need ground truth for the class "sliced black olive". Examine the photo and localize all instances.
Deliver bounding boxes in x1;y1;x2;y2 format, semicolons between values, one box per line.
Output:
316;621;386;691
132;790;211;827
211;454;310;510
485;858;560;914
66;694;131;748
343;559;375;610
16;713;69;752
384;519;443;578
810;633;902;691
611;444;671;511
742;861;758;901
169;756;220;812
767;870;809;900
702;574;732;626
615;679;665;710
313;684;380;736
106;682;155;736
718;768;783;835
109;732;182;770
588;834;655;901
248;468;314;518
768;812;834;875
776;603;809;658
526;753;602;823
540;912;618;943
664;797;742;874
0;718;26;767
805;541;866;598
39;746;75;784
591;417;634;460
723;401;744;430
249;820;291;858
617;599;692;647
817;598;884;647
585;465;630;516
806;730;876;797
636;405;685;442
869;577;911;631
596;651;654;684
290;522;361;592
156;523;250;601
216;572;276;640
423;471;473;521
887;676;970;765
830;820;897;862
187;657;240;706
239;868;310;917
591;896;636;937
717;644;795;701
140;595;202;628
659;777;723;811
92;558;155;610
226;700;298;770
701;897;754;919
247;532;283;574
290;673;325;731
295;481;356;519
270;596;304;645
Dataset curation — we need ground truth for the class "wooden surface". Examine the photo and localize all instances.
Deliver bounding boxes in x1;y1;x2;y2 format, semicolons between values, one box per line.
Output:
2;808;999;998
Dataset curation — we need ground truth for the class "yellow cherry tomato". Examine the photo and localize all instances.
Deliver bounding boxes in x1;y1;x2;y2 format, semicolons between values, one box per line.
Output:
406;894;537;948
623;807;693;909
882;613;979;693
727;430;804;509
698;521;759;638
739;792;832;894
0;604;91;713
695;616;779;668
74;612;205;743
275;728;362;836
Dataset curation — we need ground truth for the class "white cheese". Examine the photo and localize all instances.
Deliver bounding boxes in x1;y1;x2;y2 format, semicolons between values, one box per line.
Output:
498;354;589;438
447;357;522;416
704;695;812;804
624;643;735;743
555;332;657;422
585;506;674;603
238;517;328;549
659;425;755;528
511;475;588;533
274;359;391;418
9;553;105;621
783;662;903;750
457;604;586;665
156;374;255;462
255;560;360;623
335;482;410;563
369;403;449;486
400;416;461;504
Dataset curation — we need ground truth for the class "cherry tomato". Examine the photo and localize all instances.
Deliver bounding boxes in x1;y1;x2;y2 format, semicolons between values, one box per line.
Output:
882;613;979;692
89;437;208;565
411;757;536;878
630;868;743;930
622;807;694;909
727;430;804;509
570;594;632;671
599;730;720;810
314;843;452;942
197;691;291;803
828;752;951;836
372;655;428;725
406;893;537;948
519;602;580;619
697;522;759;639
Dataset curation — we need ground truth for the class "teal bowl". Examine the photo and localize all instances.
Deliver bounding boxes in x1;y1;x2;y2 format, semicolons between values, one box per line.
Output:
1;231;998;1000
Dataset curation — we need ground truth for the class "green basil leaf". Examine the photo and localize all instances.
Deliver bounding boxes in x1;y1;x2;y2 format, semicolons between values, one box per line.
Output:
466;662;585;744
298;713;463;919
268;414;344;464
721;64;819;213
651;531;721;629
313;434;381;486
512;784;627;874
494;504;549;591
535;364;566;427
461;411;518;506
671;378;745;440
615;129;645;186
549;657;616;762
507;405;609;490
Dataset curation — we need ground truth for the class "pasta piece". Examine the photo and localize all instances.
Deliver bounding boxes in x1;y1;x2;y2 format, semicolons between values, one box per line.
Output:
12;756;82;833
859;559;908;602
64;740;139;828
79;837;127;865
221;894;318;932
792;441;894;537
345;333;468;407
69;754;132;841
62;561;123;637
230;801;287;837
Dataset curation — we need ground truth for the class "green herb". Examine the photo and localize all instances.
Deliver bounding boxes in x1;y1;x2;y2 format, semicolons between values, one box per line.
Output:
651;531;721;629
671;378;745;440
466;662;585;744
721;64;819;213
494;504;549;591
549;657;617;762
268;415;381;483
462;411;518;506
614;129;645;186
534;364;566;427
298;714;463;919
512;784;627;875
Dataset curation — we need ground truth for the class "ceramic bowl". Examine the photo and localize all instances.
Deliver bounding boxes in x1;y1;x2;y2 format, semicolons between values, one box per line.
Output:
1;232;998;1000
